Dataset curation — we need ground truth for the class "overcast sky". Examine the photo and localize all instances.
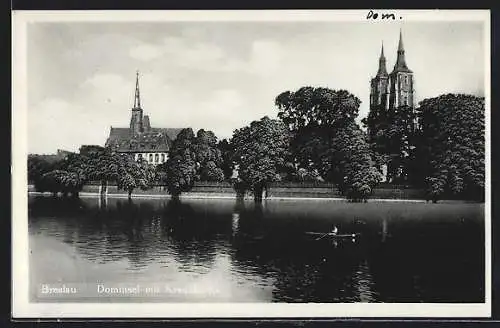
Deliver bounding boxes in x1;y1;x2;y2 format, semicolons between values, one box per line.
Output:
26;20;485;154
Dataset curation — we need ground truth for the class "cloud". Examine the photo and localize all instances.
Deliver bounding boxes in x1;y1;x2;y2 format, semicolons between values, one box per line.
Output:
129;43;164;61
28;98;110;154
126;36;284;77
248;40;283;77
127;36;231;71
83;73;128;89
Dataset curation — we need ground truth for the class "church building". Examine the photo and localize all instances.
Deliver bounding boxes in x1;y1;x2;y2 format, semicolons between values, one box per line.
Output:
105;72;183;165
368;30;417;183
370;29;415;114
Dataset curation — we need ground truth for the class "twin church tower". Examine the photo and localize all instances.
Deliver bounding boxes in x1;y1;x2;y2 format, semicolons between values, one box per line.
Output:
370;29;414;112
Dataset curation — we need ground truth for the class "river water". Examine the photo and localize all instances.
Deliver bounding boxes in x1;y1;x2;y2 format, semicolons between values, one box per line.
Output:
28;196;484;303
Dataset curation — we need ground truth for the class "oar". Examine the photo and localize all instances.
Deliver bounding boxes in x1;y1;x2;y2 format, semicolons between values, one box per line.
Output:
316;232;330;241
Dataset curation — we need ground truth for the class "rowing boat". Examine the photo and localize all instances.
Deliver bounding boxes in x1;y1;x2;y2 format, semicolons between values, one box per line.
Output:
304;232;360;239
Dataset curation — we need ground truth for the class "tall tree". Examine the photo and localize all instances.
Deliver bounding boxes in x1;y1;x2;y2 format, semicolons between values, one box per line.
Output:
217;138;235;180
116;156;155;199
231;116;290;202
418;94;485;202
275;86;381;200
328;121;382;201
362;103;418;183
193;129;224;182
163;128;198;198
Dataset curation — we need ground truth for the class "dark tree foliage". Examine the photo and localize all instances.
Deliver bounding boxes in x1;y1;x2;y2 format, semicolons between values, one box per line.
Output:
28;155;60;185
36;170;84;196
217;138;235;180
31;153;86;196
29;148;156;198
116;156;156;198
275;87;360;131
193;129;225;182
418;94;485;202
362;103;418;183
163;128;198;197
158;128;225;197
231;116;290;202
328;122;382;201
275;86;381;200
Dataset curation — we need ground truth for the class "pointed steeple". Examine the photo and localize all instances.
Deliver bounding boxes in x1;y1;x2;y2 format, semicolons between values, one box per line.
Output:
392;28;412;73
398;28;404;52
376;41;388;76
134;70;141;109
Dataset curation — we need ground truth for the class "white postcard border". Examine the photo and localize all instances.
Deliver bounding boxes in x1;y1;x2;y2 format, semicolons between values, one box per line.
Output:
12;9;492;318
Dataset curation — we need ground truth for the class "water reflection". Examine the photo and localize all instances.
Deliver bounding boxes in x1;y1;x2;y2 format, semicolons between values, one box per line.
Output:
28;196;485;303
381;217;388;242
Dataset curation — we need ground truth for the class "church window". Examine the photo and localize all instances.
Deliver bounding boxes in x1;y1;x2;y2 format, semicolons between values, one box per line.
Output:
149;154;153;162
155;154;159;163
161;154;165;162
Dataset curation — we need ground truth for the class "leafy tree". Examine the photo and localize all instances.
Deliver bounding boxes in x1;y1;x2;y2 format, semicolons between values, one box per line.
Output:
328;121;382;201
116;156;155;199
275;87;361;171
76;149;121;196
362;103;418;183
275;86;381;200
36;169;84;197
418;94;485;202
275;87;360;131
193;129;224;182
28;155;56;185
163;128;198;198
231;116;290;202
217;138;235;180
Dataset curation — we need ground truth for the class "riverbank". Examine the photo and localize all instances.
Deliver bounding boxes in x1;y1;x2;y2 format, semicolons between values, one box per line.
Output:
28;191;485;204
27;183;481;203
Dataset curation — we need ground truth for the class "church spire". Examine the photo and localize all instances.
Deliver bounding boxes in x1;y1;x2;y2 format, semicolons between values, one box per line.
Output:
134;70;141;109
392;28;412;73
376;41;388;76
398;28;404;52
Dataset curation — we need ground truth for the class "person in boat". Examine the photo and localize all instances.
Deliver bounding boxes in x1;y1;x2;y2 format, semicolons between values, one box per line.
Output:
331;225;338;235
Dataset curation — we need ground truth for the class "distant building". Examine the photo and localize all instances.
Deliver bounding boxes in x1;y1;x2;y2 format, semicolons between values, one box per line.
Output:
104;72;183;165
368;29;417;183
369;29;415;113
29;149;74;164
79;145;105;156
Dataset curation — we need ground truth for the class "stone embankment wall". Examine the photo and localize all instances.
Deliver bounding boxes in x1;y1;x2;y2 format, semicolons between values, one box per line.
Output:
28;182;428;200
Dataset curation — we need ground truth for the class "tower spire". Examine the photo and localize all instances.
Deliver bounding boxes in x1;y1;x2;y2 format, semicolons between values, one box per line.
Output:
398;28;404;52
392;28;411;73
134;70;141;108
377;41;388;76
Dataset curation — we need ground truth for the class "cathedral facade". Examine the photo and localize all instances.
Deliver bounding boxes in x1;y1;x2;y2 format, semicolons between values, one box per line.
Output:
370;29;415;114
105;72;182;165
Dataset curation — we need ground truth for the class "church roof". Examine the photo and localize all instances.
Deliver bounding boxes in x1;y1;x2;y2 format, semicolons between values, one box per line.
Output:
105;127;183;153
150;128;184;141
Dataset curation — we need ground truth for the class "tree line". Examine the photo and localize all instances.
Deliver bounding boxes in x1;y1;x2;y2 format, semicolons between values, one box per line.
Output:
28;87;485;203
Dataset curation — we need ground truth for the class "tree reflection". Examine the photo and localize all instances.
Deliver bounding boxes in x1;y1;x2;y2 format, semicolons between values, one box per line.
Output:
160;199;219;271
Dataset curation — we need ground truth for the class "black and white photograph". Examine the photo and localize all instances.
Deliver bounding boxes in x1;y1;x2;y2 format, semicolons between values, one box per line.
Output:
12;10;490;318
